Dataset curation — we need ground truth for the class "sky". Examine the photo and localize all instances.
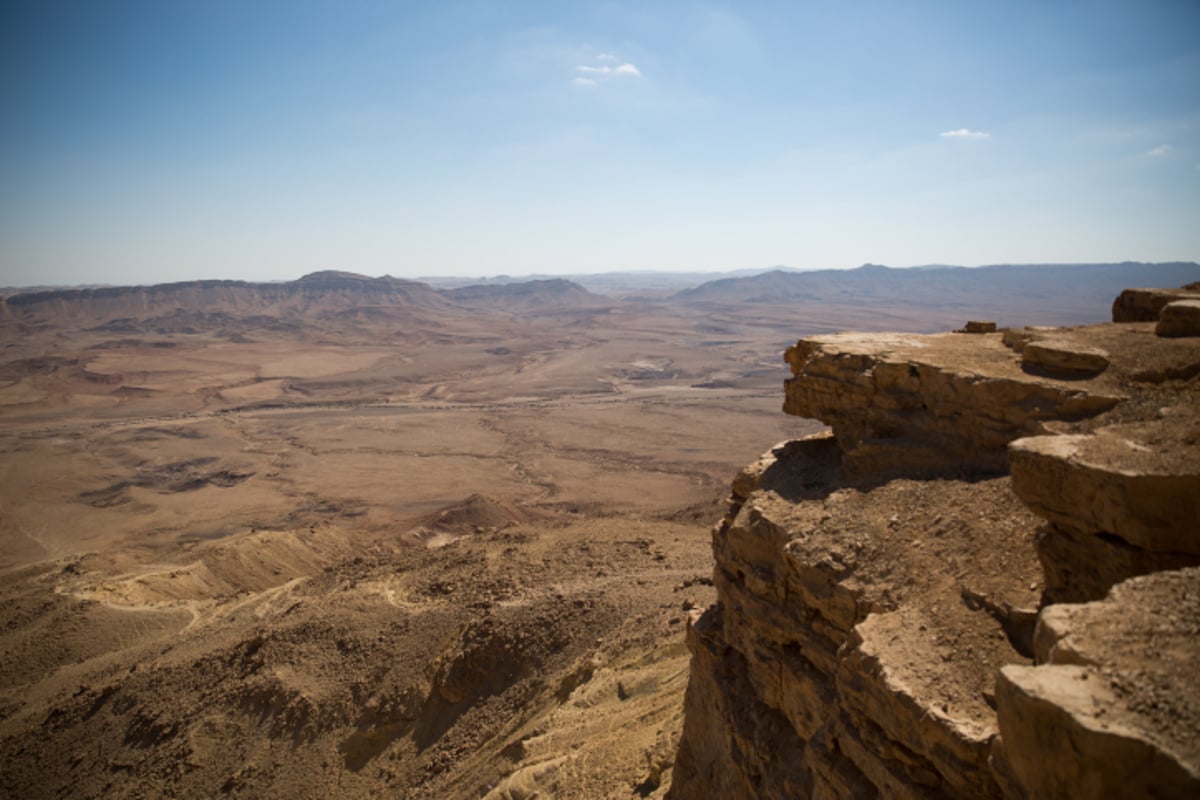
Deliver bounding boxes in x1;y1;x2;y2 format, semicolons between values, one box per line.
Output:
1;0;1198;287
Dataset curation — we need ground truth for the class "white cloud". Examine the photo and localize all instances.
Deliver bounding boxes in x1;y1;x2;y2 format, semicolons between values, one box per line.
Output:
572;58;642;86
939;128;990;139
576;63;641;76
1145;144;1171;157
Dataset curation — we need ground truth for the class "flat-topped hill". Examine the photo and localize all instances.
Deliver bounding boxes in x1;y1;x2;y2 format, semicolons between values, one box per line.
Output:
0;272;607;332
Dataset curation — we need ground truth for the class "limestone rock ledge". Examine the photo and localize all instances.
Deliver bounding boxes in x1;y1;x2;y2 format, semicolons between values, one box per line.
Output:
994;567;1200;798
672;434;1043;799
782;332;1120;478
1010;424;1200;603
672;293;1200;799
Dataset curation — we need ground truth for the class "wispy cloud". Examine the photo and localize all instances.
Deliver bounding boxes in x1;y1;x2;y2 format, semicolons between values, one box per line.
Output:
939;128;990;139
576;63;642;77
572;57;642;86
1145;144;1172;157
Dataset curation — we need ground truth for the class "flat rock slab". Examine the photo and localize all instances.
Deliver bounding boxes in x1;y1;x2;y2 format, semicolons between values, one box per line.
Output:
1157;299;1200;338
1021;338;1109;377
1009;422;1200;555
838;608;1005;799
995;568;1200;798
783;332;1121;477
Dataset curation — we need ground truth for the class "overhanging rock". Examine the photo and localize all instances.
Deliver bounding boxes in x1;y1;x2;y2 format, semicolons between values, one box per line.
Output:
783;332;1120;478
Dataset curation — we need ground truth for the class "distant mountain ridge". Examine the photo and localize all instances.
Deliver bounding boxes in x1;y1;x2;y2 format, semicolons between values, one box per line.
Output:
0;272;607;327
445;278;607;310
673;262;1200;326
675;262;1200;303
5;263;1198;332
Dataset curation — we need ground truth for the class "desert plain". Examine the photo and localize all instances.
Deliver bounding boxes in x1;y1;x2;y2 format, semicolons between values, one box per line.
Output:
0;263;1194;798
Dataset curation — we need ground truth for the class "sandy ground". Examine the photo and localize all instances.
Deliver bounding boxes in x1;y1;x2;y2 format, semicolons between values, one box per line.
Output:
0;296;824;799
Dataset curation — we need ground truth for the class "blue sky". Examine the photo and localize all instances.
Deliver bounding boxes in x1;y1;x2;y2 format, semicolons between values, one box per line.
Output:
1;0;1198;286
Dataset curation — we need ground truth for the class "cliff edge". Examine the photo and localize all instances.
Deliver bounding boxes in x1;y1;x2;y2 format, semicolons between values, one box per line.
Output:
670;290;1200;798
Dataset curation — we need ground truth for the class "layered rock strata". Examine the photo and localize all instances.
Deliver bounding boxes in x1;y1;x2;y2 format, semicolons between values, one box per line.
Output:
1010;423;1200;603
673;435;1043;799
782;332;1120;478
994;567;1200;798
672;292;1200;799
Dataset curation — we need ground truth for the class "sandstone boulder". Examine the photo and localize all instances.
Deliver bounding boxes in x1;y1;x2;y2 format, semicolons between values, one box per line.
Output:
1009;427;1200;555
1112;287;1200;322
1020;339;1109;377
1157;299;1200;338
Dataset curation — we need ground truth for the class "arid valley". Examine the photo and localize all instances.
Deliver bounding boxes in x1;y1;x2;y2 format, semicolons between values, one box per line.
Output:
1;263;1197;799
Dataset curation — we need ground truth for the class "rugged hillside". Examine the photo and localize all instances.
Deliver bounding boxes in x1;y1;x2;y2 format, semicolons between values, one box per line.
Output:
670;289;1200;798
0;272;607;334
444;279;608;311
0;272;446;323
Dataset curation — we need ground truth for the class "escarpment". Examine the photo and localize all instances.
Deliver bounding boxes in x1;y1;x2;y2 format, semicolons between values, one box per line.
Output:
671;288;1200;799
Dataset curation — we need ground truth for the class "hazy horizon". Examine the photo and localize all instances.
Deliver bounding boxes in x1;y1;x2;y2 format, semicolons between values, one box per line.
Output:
3;1;1199;287
4;259;1198;295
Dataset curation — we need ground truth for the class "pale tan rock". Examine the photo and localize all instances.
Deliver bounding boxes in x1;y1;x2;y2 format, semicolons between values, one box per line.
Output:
995;664;1198;799
678;434;1040;799
1112;287;1200;322
994;568;1200;799
837;610;1003;799
1157;299;1200;337
1000;326;1058;353
676;295;1200;800
783;332;1120;477
1020;339;1109;377
1009;429;1200;555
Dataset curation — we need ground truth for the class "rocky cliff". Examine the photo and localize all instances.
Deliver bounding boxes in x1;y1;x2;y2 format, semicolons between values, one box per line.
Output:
670;291;1200;798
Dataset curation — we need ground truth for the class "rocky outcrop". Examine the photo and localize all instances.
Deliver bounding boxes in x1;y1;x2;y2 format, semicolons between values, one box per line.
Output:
782;332;1120;479
1158;299;1200;337
1112;287;1200;322
1009;424;1200;603
994;567;1200;798
1018;339;1109;377
672;434;1042;799
672;290;1200;799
